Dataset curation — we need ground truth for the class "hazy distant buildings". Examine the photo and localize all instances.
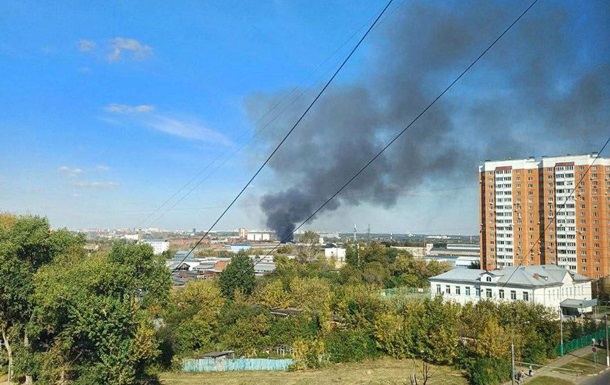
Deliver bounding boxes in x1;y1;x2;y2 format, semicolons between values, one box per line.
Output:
142;238;170;255
247;231;272;242
230;243;251;253
479;154;609;279
238;228;274;242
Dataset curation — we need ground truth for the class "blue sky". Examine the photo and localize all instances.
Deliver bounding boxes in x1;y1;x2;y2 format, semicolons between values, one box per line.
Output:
1;1;608;235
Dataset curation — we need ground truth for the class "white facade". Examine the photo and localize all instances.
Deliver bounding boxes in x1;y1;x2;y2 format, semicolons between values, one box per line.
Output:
325;247;346;264
246;232;272;241
429;265;593;312
143;239;170;255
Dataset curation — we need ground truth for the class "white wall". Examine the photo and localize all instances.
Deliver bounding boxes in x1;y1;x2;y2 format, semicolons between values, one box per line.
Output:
325;248;346;262
430;278;592;311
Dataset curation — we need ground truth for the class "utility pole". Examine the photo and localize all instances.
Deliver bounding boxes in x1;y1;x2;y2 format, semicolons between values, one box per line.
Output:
353;224;360;267
604;313;610;367
560;310;564;356
511;329;515;385
606;314;609;367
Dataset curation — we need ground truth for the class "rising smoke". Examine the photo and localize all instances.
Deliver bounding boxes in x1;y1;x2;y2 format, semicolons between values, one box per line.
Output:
245;0;610;241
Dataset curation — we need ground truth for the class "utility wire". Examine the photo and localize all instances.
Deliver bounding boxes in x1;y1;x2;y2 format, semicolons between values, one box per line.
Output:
138;2;403;229
214;0;543;278
498;135;610;290
115;185;474;215
266;0;541;247
170;0;395;273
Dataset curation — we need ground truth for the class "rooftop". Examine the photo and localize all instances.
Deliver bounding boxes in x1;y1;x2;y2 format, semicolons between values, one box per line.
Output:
430;265;589;288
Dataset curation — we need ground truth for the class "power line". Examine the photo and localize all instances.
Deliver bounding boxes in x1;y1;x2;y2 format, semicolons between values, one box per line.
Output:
137;1;405;229
224;0;543;278
270;0;541;245
105;185;475;215
170;0;395;273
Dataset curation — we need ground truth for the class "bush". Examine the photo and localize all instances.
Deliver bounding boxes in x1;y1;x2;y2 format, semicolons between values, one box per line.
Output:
466;357;511;385
325;329;379;362
291;338;326;370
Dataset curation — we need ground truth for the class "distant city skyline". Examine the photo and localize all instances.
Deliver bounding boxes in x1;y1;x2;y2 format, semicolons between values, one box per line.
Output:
1;1;608;236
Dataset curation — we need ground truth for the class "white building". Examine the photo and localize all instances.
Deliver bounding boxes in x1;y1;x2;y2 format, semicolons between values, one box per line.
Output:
142;239;170;255
246;231;272;242
325;247;346;266
429;265;595;314
230;243;251;253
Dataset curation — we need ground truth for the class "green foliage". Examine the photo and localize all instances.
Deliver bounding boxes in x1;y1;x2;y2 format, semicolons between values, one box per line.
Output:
464;356;511;385
31;241;169;384
252;279;291;309
0;214;572;382
373;301;421;359
267;316;318;348
0;215;86;383
219;252;255;299
296;231;320;263
218;300;272;356
324;329;378;362
162;280;225;360
416;298;461;365
291;338;326;370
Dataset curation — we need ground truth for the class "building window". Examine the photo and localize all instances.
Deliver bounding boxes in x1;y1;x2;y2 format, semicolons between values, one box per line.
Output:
499;290;505;299
523;292;529;301
510;290;517;300
486;276;492;282
436;284;441;295
486;289;492;298
465;286;471;296
445;285;451;295
476;288;481;297
456;286;461;295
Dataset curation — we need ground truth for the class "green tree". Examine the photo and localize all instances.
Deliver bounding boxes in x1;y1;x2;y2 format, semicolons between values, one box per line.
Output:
297;230;320;263
252;279;291;309
218;300;271;356
219;251;255;299
162;280;225;360
31;242;170;384
0;215;84;384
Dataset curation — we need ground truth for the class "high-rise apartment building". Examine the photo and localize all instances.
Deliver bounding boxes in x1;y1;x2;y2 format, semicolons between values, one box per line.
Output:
479;154;610;279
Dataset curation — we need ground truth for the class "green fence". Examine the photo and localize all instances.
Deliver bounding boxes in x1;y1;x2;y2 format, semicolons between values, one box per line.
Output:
556;328;609;356
381;287;430;301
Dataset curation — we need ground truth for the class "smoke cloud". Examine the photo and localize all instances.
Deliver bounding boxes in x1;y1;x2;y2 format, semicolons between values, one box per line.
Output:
244;0;610;240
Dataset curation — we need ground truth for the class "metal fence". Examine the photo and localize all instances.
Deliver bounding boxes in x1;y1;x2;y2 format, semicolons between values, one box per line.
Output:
183;358;295;372
556;327;609;356
381;287;430;300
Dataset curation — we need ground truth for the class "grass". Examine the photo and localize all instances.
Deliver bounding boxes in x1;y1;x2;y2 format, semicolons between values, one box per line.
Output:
160;358;468;385
556;352;605;376
526;376;574;385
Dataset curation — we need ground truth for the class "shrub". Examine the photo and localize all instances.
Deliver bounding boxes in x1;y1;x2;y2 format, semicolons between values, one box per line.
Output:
325;329;379;362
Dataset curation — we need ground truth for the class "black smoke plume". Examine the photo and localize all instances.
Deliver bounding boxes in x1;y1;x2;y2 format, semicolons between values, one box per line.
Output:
245;0;610;239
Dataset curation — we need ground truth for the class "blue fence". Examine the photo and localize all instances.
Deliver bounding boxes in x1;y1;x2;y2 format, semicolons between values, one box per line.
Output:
183;358;295;372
